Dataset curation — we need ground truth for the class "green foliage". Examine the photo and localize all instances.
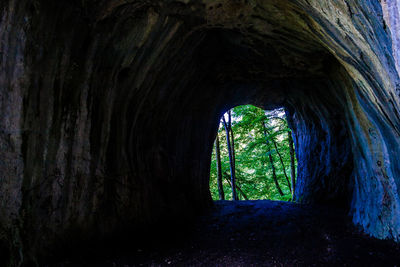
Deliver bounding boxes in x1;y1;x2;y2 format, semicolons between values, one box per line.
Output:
210;105;297;201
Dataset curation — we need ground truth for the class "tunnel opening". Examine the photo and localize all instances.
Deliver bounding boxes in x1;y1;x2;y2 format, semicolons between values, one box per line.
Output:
209;105;297;201
186;27;357;212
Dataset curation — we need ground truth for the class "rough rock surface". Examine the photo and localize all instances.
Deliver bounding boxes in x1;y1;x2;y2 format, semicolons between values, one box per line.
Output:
1;0;400;265
382;0;400;74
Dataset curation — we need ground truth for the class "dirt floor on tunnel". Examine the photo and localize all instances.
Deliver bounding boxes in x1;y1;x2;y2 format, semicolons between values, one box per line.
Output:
52;200;400;267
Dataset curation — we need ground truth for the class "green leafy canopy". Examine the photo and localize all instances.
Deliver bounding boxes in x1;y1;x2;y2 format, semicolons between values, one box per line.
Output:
209;105;297;201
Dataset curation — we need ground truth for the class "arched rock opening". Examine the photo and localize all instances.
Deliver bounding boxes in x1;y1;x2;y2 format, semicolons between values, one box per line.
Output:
1;0;400;263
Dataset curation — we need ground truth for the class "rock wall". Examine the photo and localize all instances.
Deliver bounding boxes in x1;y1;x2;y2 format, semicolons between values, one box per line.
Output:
382;0;400;74
1;0;400;265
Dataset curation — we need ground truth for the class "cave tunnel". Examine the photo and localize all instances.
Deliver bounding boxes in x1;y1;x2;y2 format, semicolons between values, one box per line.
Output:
1;0;400;265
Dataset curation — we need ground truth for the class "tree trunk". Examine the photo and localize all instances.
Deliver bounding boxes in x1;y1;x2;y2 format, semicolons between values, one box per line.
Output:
288;130;296;200
269;130;291;192
215;135;225;200
262;120;284;196
222;115;238;200
230;127;236;169
224;173;248;200
228;110;236;170
228;110;238;198
268;150;284;196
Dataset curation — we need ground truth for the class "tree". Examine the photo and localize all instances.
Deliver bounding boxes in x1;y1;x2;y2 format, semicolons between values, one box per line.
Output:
223;172;249;200
263;120;284;196
222;112;238;201
215;135;225;200
288;130;296;200
265;124;291;193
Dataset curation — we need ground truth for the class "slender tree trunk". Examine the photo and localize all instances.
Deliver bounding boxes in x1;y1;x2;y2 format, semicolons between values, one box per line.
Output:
288;130;296;200
228;110;238;198
268;149;284;196
222;115;238;200
228;110;236;169
269;131;291;192
230;128;236;170
215;135;225;200
262;120;284;196
224;173;248;200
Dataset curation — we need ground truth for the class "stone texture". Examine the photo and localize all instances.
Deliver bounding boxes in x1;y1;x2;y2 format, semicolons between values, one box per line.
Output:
1;0;400;265
382;0;400;74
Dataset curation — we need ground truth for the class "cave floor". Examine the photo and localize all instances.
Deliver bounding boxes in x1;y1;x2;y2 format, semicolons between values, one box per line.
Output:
53;200;400;267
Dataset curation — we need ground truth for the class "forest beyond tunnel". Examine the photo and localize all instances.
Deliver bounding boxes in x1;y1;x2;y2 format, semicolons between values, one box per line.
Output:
1;0;400;265
210;106;297;201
